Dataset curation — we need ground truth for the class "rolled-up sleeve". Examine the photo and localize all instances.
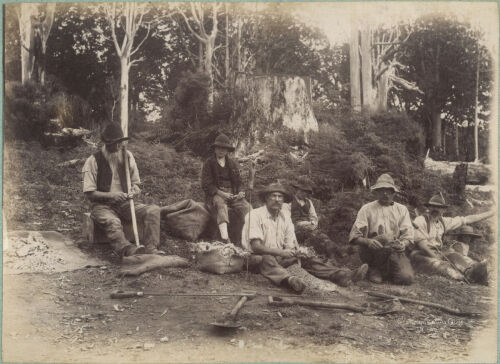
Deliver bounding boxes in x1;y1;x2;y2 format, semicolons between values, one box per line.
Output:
82;156;97;193
242;210;263;252
443;216;466;232
128;152;141;186
349;206;368;243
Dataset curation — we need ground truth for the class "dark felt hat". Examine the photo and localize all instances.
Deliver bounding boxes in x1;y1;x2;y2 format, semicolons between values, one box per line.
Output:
424;194;448;208
212;133;235;152
448;225;482;238
101;123;129;144
258;183;292;203
291;176;313;193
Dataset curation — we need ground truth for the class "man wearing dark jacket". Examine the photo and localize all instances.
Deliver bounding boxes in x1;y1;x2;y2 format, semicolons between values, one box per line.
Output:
82;123;162;257
201;133;250;244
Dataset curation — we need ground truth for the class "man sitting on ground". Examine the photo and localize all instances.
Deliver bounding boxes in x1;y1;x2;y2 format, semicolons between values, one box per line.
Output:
349;173;415;285
286;176;346;261
242;183;368;293
411;193;493;285
82;123;162;257
201;133;251;244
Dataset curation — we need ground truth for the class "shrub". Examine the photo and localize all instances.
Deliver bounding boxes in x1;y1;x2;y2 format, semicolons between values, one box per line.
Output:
4;81;51;141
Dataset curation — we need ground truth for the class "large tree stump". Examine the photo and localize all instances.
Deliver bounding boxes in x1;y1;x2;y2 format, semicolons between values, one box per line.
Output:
232;74;319;154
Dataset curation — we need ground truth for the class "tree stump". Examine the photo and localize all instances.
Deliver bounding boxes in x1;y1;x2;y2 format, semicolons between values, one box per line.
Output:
232;73;319;154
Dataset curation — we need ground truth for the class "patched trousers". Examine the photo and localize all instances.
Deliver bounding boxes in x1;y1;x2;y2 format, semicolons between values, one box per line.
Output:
91;201;160;254
359;246;414;285
248;255;351;286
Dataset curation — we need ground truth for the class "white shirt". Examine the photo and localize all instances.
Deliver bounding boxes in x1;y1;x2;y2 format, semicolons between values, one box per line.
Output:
241;205;298;252
349;200;414;246
413;215;466;249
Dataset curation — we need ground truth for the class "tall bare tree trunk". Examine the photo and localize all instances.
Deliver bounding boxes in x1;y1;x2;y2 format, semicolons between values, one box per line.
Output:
35;3;56;86
431;44;441;149
198;41;204;71
19;3;35;84
120;57;129;136
454;124;460;160
236;17;242;72
473;48;480;162
360;27;372;109
349;23;361;111
224;2;230;88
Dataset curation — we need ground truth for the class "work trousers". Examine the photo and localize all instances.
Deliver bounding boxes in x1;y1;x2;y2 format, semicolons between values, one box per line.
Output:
91;201;160;254
359;246;414;285
295;226;345;261
410;248;475;281
208;195;251;244
248;254;351;286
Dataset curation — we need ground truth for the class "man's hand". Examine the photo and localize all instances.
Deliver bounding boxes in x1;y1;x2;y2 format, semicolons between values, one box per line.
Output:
279;249;296;258
364;238;384;250
218;190;233;201
128;185;141;199
109;192;128;204
234;191;246;200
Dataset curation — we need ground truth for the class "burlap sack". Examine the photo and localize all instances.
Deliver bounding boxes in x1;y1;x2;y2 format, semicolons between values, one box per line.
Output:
161;199;211;241
196;250;244;274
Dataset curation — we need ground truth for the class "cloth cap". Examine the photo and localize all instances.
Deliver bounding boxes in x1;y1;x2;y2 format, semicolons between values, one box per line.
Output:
448;225;482;238
101;123;129;144
258;183;292;203
425;194;448;208
370;173;399;192
212;133;235;152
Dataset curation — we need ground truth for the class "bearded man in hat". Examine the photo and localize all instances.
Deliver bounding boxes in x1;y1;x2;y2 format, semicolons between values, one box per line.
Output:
410;193;493;284
242;183;368;293
82;123;162;257
285;176;346;261
201;133;251;245
349;173;415;285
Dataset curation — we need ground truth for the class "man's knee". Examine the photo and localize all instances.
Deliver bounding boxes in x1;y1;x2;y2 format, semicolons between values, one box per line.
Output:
212;195;227;209
261;254;279;267
146;204;160;217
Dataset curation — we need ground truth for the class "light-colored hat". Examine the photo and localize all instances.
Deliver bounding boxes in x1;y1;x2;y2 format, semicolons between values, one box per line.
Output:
258;183;292;203
424;194;448;208
370;174;399;192
448;225;482;238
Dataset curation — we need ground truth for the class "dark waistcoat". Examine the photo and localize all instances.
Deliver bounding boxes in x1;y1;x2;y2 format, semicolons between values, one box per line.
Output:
94;150;128;193
291;198;312;223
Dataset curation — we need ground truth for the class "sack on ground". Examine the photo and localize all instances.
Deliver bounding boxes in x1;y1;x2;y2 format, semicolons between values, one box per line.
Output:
190;241;250;274
161;199;210;241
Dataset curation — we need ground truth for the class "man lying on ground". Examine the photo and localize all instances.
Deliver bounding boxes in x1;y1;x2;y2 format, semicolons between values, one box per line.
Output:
82;122;163;257
410;193;494;285
242;183;368;293
285;176;346;261
349;173;415;285
201;133;251;244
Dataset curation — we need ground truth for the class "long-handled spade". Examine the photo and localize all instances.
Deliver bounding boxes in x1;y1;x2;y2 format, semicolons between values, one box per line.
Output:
123;145;142;249
210;295;250;330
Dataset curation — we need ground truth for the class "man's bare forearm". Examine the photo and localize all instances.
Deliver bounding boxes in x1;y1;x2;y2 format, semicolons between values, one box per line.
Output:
464;210;494;225
250;239;284;257
85;191;112;203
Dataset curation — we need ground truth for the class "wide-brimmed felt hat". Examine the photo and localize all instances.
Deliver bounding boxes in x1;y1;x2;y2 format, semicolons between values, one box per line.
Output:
424;194;448;208
212;133;235;152
448;225;482;238
101;123;129;144
258;183;292;203
370;173;399;192
291;176;313;193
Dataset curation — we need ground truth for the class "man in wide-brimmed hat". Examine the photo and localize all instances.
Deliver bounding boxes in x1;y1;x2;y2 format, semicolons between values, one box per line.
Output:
349;173;415;285
201;133;250;244
410;193;493;284
286;176;346;261
241;183;368;293
82;122;162;257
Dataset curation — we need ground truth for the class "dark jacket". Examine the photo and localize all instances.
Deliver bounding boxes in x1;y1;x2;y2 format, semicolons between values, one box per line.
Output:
291;197;312;224
201;155;241;197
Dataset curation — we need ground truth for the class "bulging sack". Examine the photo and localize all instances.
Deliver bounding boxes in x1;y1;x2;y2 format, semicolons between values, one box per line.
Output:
160;199;211;241
190;241;250;274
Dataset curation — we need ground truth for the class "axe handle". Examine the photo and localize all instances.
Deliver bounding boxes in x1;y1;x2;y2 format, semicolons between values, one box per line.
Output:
268;296;365;313
123;146;140;247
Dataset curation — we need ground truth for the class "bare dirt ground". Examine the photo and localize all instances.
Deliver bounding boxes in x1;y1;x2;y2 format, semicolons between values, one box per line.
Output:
2;140;497;363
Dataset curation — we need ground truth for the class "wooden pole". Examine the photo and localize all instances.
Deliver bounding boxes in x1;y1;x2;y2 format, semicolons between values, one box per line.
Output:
123;146;140;247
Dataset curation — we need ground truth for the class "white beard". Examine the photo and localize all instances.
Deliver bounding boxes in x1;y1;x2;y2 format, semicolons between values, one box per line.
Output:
102;145;124;167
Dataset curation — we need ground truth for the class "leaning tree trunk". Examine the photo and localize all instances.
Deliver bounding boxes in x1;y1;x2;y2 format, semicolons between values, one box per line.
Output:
19;3;35;84
232;74;319;155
